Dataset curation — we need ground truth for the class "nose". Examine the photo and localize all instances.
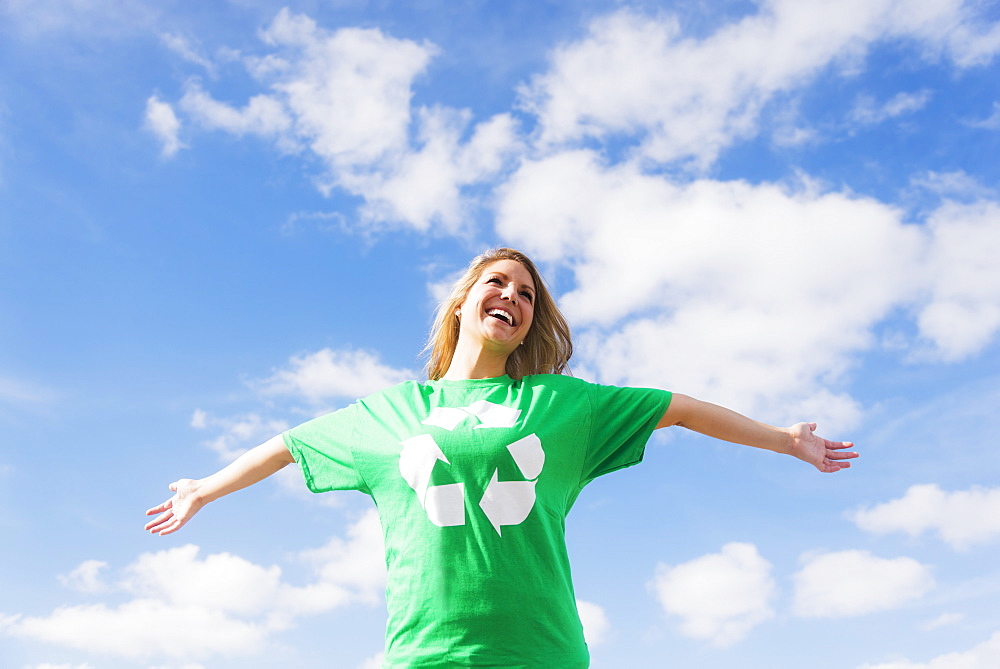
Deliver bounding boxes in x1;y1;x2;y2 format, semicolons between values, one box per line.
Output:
500;282;517;304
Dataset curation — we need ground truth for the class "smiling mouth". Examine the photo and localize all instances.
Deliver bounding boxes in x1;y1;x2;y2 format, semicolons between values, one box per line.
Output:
487;308;515;326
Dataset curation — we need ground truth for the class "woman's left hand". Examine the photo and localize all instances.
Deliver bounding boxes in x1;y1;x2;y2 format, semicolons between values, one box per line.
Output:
786;422;858;473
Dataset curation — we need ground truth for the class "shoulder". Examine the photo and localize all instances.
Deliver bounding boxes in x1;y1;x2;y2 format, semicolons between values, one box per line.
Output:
521;375;670;405
519;373;592;390
358;379;424;401
519;374;590;388
352;379;427;410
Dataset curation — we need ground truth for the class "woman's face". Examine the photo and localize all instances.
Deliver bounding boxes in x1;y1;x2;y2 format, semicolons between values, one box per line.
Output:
456;259;536;354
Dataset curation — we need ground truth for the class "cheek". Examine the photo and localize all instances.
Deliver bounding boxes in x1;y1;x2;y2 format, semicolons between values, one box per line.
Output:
458;289;481;313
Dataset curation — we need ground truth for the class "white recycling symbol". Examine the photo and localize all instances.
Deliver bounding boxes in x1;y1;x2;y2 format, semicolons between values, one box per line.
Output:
398;401;544;536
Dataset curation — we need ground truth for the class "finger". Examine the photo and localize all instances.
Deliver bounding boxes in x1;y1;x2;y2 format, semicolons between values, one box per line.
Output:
144;517;166;533
823;440;856;453
158;518;184;536
145;499;173;516
144;511;173;533
827;450;859;459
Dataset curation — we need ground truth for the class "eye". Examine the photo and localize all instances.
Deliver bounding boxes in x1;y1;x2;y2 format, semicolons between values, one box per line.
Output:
520;290;534;304
486;277;502;285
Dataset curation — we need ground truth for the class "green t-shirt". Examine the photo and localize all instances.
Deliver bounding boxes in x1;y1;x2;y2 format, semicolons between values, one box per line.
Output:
283;374;671;668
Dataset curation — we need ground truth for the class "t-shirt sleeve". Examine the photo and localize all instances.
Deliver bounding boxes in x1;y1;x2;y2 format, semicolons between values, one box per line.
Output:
580;382;672;485
282;403;370;494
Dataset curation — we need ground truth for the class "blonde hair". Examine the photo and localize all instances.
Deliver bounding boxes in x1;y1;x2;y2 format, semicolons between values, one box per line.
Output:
424;248;573;380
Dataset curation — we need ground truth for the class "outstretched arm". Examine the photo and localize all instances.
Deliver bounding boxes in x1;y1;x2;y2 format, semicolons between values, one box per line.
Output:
657;394;857;473
144;434;295;536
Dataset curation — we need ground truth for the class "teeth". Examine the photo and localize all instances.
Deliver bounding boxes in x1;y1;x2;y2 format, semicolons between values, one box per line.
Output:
487;308;513;325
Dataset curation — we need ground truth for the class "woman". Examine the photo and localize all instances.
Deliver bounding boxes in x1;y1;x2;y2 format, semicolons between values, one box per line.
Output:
145;247;856;668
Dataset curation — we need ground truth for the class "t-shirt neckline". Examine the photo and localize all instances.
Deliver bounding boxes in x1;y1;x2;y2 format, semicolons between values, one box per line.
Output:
429;375;515;388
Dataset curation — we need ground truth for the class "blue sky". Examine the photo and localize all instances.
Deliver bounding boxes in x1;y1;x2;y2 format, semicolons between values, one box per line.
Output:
2;1;1000;667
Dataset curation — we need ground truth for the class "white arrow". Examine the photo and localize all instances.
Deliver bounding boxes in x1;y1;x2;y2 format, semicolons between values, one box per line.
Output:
466;400;521;429
420;402;520;431
421;407;471;431
399;434;465;527
507;433;544;479
424;482;465;527
479;471;536;536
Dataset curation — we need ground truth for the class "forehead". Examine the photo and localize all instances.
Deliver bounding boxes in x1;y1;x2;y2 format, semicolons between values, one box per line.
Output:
479;259;535;290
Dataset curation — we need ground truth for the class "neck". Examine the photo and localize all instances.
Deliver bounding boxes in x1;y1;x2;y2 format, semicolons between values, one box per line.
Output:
442;338;511;380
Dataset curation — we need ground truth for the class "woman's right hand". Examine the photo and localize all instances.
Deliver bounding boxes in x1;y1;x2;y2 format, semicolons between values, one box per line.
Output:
142;435;294;537
144;478;205;536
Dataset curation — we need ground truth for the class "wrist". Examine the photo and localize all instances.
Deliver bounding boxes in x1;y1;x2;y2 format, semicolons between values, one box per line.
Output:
778;427;797;456
186;477;212;506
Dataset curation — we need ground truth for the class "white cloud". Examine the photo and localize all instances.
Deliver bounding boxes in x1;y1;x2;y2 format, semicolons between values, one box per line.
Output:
849;90;933;125
190;411;288;462
142;8;1000;428
3;599;269;659
496;147;1000;426
290;509;387;616
917;200;1000;361
519;2;1000;168
857;630;1000;669
166;8;518;233
160;32;215;74
144;95;184;158
119;545;285;617
58;560;109;594
576;599;610;646
179;83;291;143
969;101;1000;129
254;8;433;169
910;171;997;202
497;151;927;426
793;550;933;618
260;347;415;404
189;408;207;429
649;542;775;647
851;484;1000;550
921;612;964;631
356;652;385;669
344;107;521;232
147;5;999;242
1;510;384;661
281;209;349;235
